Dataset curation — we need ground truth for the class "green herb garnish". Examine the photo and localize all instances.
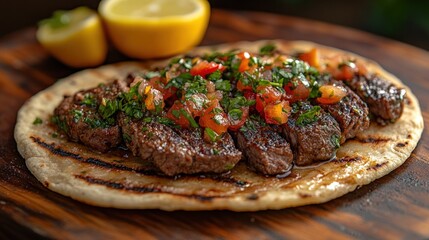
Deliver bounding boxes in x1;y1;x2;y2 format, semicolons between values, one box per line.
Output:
228;109;243;121
33;117;43;125
259;44;276;55
205;127;219;142
296;106;321;126
331;134;341;149
180;109;199;128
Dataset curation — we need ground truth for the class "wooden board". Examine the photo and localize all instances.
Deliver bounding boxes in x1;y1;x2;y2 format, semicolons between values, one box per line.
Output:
1;9;429;239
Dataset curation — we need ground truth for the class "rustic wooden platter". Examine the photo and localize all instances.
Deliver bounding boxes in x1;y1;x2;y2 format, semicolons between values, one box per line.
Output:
1;9;429;239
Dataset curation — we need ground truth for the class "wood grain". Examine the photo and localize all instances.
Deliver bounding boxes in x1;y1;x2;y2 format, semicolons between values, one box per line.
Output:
1;9;429;239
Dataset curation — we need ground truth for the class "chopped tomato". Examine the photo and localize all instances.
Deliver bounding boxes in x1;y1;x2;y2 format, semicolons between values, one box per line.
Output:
299;48;320;68
185;93;208;117
199;99;230;135
236;79;252;91
148;76;176;100
190;60;225;78
228;107;249;131
283;80;310;103
317;85;347;104
243;90;256;101
256;86;283;113
167;101;192;128
237;51;251;72
264;101;291;125
144;87;164;111
334;64;355;81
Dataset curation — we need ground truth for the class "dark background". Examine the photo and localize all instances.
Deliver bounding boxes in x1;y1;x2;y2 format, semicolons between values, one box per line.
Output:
0;0;428;50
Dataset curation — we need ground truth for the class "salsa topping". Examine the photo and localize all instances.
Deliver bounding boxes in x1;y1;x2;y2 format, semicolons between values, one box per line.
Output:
53;45;370;143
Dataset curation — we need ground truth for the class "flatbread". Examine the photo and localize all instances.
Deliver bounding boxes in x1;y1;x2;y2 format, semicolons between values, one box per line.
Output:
14;40;424;211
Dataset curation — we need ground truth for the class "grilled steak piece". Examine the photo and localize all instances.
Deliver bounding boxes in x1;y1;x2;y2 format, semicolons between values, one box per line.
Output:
175;128;242;174
119;115;242;176
283;102;341;166
346;74;406;124
53;80;129;152
235;124;293;175
317;81;370;143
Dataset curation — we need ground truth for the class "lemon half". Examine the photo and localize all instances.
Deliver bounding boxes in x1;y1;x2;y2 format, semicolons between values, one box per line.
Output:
99;0;210;59
37;7;108;68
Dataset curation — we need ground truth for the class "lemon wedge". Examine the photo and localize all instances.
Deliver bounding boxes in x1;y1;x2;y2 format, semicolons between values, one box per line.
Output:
99;0;210;59
37;7;108;68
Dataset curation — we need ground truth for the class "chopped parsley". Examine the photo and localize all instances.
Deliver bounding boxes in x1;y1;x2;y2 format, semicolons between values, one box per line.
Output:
214;79;231;91
71;109;83;123
296;106;321;126
51;115;68;133
33;117;43;125
180;109;199;128
259;43;276;55
81;93;97;108
331;134;341;149
205;127;220;142
228;109;243;121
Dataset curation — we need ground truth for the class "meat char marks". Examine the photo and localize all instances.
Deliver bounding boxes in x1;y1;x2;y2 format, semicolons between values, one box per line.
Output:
235;123;293;175
119;115;242;176
53;79;130;152
283;102;341;166
317;80;370;143
346;74;406;124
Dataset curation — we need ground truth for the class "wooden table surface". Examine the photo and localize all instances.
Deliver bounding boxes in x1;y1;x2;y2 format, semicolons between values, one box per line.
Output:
1;9;429;239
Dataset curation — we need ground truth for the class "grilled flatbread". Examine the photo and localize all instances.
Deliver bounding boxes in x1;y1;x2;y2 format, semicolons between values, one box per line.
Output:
14;40;423;211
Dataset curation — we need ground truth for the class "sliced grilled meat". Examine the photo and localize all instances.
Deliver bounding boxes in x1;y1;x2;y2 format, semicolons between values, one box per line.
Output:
235;124;293;175
175;128;242;174
119;115;242;176
346;74;406;124
283;102;341;166
53;79;129;152
317;81;370;143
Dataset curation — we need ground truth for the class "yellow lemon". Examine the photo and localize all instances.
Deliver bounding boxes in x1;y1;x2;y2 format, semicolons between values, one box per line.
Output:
37;7;108;68
99;0;210;59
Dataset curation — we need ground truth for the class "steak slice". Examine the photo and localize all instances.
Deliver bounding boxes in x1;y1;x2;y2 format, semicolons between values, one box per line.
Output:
175;128;242;174
317;81;370;143
283;102;341;166
235;124;293;175
53;79;128;152
346;74;406;124
119;115;242;176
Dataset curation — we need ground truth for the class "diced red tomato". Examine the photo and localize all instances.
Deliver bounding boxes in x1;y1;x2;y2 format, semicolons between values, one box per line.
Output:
148;76;176;100
143;86;164;111
167;101;192;128
243;90;256;101
236;79;252;91
299;48;320;68
255;86;283;113
199;99;230;135
316;85;347;104
190;60;225;78
228;107;249;131
283;80;310;103
264;101;291;125
334;64;355;81
237;51;251;72
185;93;208;117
